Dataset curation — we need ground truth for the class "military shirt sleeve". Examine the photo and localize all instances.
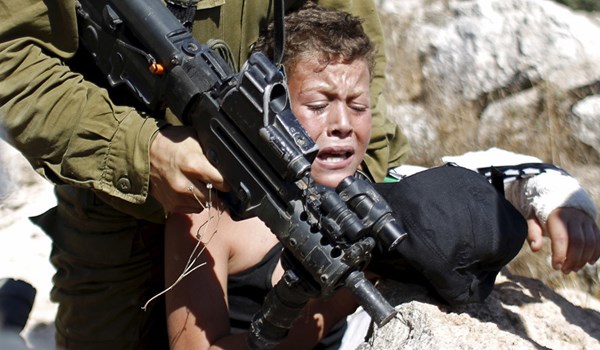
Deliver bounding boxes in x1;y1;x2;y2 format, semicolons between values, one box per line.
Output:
0;0;161;204
315;0;410;182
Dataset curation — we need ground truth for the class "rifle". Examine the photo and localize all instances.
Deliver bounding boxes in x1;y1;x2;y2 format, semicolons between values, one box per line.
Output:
75;0;406;347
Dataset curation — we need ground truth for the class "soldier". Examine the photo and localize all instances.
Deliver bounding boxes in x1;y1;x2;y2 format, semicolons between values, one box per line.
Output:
0;0;408;348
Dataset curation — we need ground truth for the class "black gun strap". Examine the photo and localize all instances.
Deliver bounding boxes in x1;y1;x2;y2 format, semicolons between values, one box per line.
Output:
273;0;285;67
166;0;199;31
476;163;571;194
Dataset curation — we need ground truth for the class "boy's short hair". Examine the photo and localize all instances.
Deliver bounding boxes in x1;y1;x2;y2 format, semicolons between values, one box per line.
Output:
254;2;376;77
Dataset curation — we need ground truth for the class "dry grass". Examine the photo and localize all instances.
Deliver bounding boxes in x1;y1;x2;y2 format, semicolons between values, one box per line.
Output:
507;241;600;299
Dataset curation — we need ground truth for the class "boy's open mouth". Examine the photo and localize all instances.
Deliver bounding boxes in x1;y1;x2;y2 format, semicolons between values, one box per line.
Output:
316;147;354;165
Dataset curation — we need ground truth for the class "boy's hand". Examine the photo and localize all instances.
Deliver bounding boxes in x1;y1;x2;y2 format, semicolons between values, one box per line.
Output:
527;207;600;273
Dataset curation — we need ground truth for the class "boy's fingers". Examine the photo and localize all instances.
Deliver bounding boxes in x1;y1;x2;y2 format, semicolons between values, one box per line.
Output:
545;212;569;272
563;220;585;273
526;217;544;252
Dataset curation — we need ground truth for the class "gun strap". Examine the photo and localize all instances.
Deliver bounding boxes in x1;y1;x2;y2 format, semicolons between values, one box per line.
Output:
206;39;237;71
355;168;375;183
476;162;571;195
273;0;285;67
166;0;199;31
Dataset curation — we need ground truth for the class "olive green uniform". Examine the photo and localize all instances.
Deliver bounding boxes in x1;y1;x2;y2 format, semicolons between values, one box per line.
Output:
0;0;409;348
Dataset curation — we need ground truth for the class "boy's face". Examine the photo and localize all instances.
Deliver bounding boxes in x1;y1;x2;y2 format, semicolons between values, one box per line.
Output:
287;56;372;188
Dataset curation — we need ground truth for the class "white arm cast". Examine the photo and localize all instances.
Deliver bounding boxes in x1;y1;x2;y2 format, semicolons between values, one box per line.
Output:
505;172;598;223
437;147;598;224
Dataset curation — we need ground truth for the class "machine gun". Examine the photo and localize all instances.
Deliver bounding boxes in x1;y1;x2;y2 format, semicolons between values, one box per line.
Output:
75;0;406;347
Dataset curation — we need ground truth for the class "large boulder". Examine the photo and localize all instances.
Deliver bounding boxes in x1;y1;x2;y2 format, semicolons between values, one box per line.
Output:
379;0;600;166
571;95;600;156
357;272;600;349
0;137;55;229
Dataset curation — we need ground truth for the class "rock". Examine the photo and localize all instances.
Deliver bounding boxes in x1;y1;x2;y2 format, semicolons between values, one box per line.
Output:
0;138;56;229
0;135;18;203
357;272;600;349
379;0;600;165
386;103;438;159
388;0;600;103
571;95;600;155
478;88;542;148
0;136;57;348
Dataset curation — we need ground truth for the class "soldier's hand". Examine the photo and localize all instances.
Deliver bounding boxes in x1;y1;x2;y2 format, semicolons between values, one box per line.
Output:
149;125;227;213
